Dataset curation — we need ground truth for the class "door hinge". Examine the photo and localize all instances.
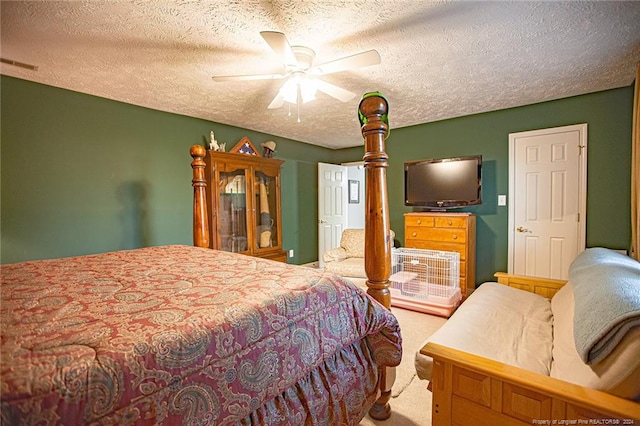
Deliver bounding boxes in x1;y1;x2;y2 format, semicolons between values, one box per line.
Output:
578;145;586;155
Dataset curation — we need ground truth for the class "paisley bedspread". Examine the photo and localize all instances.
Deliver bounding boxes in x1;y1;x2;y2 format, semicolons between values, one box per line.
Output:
1;245;402;425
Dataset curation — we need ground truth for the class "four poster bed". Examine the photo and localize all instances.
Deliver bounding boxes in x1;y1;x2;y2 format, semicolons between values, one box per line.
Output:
1;95;401;424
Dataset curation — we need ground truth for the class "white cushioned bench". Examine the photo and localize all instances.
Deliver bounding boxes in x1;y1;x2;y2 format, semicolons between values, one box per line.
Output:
416;247;640;424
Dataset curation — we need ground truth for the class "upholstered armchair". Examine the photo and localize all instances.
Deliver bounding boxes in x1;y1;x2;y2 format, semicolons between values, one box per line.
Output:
323;228;394;279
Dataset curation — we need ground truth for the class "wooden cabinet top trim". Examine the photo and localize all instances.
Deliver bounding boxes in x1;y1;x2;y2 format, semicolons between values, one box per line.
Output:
206;150;285;167
404;212;475;217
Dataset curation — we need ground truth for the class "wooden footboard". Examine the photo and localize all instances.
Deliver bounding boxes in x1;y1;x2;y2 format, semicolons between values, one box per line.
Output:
422;342;640;425
493;272;567;298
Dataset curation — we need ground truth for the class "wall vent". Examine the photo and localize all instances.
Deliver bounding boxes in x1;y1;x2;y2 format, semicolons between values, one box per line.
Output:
0;58;38;71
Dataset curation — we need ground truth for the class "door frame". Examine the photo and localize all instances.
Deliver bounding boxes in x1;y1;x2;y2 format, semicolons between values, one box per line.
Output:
507;123;588;275
317;162;348;267
317;162;366;266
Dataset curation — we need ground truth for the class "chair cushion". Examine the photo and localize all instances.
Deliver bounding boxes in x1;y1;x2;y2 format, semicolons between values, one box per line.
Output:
324;229;395;279
550;282;640;401
323;247;347;263
415;282;553;381
325;257;366;279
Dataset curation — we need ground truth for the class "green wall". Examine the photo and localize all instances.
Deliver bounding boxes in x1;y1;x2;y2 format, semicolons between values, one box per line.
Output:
1;76;335;264
2;76;634;284
336;86;634;284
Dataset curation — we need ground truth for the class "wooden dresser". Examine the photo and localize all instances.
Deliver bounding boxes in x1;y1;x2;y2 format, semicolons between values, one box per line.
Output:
404;212;476;298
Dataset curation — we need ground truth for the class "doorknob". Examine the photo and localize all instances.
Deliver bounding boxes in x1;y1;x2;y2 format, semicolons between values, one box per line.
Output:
319;219;327;224
516;226;531;233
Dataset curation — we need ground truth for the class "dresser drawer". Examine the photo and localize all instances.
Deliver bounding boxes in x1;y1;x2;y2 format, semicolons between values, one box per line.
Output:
434;216;468;229
406;227;467;244
405;215;435;227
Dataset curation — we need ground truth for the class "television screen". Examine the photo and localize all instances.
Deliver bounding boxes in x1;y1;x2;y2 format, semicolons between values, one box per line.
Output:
404;155;482;209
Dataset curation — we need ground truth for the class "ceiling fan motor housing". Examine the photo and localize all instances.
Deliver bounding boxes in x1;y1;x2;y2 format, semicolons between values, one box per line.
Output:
289;46;315;71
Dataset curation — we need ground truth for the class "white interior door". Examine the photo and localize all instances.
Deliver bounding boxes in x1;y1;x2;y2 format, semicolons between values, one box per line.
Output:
318;163;348;267
508;124;588;279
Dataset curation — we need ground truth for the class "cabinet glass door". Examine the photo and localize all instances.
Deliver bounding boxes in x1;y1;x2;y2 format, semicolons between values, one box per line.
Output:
254;170;279;252
218;166;249;253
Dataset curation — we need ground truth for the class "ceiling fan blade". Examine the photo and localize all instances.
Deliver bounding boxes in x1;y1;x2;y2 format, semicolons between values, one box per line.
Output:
316;80;356;102
311;50;381;75
212;73;286;82
260;31;297;68
267;92;285;109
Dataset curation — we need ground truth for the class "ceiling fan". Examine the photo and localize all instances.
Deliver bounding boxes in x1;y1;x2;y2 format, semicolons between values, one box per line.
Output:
212;31;381;111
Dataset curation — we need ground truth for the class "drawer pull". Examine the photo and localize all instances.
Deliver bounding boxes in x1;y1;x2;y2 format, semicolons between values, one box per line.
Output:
417;220;422;225
448;220;452;225
412;232;417;237
452;234;458;240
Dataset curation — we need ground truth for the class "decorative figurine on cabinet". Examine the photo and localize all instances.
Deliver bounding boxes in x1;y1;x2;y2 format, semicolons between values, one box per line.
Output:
208;131;226;151
261;141;277;158
209;131;219;151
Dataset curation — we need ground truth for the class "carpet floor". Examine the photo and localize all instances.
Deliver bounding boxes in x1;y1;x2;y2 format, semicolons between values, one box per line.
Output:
359;305;447;425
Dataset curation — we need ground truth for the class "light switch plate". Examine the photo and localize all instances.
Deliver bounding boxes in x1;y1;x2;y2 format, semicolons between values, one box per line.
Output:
498;195;507;206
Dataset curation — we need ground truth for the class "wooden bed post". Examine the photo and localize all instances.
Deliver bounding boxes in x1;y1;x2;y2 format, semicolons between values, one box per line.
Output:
190;145;210;248
360;94;392;308
359;93;395;420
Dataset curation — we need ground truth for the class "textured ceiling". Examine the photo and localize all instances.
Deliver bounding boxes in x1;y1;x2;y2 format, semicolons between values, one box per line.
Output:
2;1;640;149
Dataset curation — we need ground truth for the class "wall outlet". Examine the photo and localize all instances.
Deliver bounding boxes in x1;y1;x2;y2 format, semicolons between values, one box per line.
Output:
288;249;294;258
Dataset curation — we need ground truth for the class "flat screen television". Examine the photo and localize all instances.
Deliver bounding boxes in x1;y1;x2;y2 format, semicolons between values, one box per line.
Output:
404;155;482;209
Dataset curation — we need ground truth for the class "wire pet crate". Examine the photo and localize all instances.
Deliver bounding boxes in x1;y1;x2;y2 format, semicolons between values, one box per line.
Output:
390;248;461;317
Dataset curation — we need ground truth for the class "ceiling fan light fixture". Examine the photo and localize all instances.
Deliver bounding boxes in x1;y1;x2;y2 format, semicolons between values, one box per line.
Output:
280;74;318;105
280;79;298;104
300;78;318;103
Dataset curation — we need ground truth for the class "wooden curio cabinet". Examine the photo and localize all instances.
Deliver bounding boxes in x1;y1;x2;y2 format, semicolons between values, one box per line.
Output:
204;150;287;262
